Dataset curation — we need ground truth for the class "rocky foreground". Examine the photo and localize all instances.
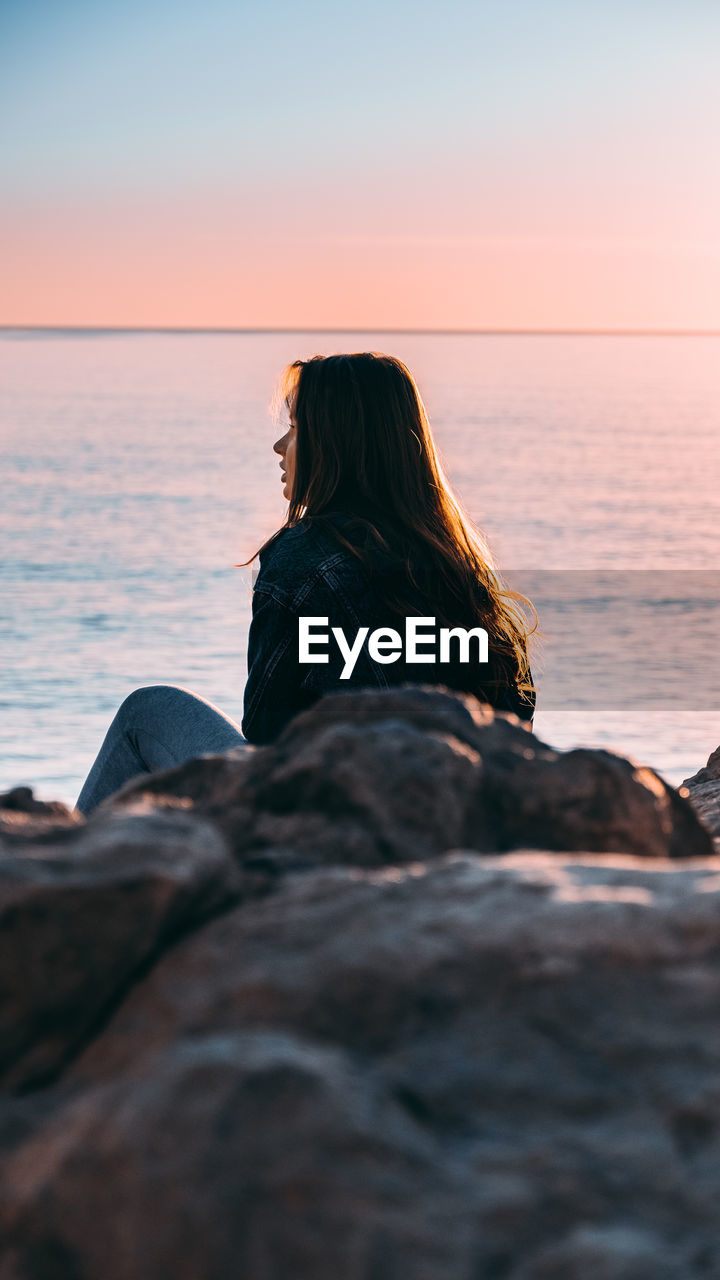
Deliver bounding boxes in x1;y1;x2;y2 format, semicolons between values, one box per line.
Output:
1;685;720;1279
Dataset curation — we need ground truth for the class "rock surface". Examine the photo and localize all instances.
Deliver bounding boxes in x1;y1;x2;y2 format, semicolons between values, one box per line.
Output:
683;745;720;843
0;808;239;1090
1;684;720;1278
0;786;80;839
109;685;716;863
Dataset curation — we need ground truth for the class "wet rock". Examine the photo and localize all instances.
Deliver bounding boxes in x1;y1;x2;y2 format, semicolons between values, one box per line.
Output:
0;809;238;1091
109;685;715;862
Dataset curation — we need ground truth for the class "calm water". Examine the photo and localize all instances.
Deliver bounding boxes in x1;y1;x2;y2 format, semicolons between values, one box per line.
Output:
1;330;718;805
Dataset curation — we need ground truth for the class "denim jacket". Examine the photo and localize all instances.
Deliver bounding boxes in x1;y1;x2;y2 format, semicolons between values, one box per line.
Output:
241;511;536;744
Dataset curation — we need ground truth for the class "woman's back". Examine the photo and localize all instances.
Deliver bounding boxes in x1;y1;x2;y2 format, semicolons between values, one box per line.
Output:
241;507;535;744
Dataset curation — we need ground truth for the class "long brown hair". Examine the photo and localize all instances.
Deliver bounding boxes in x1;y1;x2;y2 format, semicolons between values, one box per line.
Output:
239;352;538;701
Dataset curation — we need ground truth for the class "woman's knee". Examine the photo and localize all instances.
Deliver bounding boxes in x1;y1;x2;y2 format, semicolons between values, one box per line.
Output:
116;684;188;731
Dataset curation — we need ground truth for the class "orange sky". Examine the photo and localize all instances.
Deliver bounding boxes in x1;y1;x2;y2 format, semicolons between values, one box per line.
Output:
3;0;720;330
4;207;720;331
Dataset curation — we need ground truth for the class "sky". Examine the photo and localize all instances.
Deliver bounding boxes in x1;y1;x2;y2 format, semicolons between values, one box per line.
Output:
2;0;720;330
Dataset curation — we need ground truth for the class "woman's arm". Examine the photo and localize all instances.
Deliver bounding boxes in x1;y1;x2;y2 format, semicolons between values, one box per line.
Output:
242;587;316;745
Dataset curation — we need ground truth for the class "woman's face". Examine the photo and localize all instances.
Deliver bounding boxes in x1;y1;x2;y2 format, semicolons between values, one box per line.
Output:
273;409;297;501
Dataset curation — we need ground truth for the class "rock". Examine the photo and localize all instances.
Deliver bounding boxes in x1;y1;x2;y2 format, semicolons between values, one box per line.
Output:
684;744;720;789
109;685;715;862
67;851;720;1084
0;1032;474;1280
2;687;720;1277
682;745;720;842
4;851;720;1274
508;1223;686;1279
0;808;238;1091
0;787;80;839
0;786;71;817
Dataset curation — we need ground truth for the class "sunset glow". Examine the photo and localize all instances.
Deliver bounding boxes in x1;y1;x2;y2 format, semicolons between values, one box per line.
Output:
2;0;719;330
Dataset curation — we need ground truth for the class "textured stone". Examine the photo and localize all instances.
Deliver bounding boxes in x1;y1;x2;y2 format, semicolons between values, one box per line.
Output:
683;744;720;843
67;851;720;1081
2;687;720;1277
0;808;238;1091
109;685;715;863
4;852;720;1274
507;1224;687;1279
0;1032;474;1280
0;787;80;839
684;744;720;789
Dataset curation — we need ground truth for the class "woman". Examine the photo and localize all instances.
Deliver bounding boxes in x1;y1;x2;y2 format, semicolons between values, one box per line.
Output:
76;352;537;816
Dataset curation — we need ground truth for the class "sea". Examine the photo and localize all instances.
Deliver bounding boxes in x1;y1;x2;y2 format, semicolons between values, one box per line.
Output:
1;329;718;806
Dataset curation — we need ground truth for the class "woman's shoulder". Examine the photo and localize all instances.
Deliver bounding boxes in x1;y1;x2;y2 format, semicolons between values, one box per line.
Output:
258;514;350;568
255;514;366;605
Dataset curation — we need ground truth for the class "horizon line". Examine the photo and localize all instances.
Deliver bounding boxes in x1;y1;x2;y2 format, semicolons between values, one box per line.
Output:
2;324;720;338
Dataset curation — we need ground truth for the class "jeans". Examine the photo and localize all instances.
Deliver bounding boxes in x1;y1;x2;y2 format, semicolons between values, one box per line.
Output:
75;685;247;817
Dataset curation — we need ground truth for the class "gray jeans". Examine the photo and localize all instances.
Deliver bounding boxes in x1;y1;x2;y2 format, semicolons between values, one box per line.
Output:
75;684;246;816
